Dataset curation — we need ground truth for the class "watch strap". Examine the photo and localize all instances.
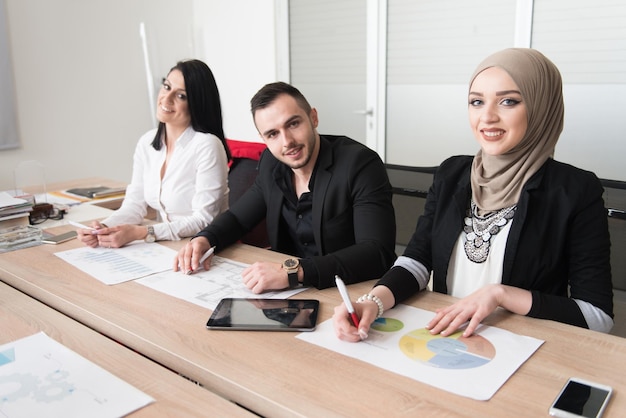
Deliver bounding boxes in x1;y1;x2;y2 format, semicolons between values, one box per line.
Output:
288;271;299;289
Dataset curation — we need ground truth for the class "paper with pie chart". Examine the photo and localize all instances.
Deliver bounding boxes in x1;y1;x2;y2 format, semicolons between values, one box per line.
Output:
399;327;495;369
297;304;544;400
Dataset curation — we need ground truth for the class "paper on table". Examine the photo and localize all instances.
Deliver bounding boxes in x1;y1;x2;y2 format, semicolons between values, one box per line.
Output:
55;241;176;285
0;191;28;208
40;191;86;205
0;332;153;418
55;241;307;303
137;255;307;310
297;304;544;400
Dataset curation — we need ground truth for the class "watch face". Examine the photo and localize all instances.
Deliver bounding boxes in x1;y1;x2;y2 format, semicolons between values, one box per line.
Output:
145;226;156;243
284;258;299;269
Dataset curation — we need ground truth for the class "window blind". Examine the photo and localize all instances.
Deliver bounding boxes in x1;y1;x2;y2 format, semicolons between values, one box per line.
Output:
532;0;626;84
387;0;517;85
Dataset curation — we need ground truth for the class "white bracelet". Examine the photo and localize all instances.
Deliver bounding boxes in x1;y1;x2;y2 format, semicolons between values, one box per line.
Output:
356;293;384;319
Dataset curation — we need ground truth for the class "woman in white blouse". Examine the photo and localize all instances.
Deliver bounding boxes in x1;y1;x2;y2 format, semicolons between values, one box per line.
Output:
77;59;230;248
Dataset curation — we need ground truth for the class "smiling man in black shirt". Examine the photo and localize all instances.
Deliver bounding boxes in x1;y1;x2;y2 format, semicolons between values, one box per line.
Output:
175;82;396;293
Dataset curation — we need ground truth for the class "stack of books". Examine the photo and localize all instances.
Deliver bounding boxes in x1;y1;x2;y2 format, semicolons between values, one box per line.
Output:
0;191;34;228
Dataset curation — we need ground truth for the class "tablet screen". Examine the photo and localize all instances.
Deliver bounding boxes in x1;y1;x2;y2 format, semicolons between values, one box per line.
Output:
206;298;320;331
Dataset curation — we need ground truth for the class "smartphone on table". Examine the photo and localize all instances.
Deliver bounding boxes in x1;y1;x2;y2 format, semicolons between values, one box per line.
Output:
42;230;77;244
549;377;612;418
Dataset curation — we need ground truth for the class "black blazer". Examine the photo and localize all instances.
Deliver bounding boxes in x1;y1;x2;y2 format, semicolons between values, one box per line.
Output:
379;156;613;328
196;135;397;289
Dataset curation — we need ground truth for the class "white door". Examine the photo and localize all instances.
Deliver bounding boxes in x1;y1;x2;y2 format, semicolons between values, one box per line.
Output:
287;0;518;163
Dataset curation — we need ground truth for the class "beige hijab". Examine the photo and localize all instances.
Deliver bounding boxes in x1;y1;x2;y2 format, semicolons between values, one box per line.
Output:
469;48;564;212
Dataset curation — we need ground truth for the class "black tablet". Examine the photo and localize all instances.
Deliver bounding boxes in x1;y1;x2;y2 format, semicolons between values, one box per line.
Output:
206;298;320;331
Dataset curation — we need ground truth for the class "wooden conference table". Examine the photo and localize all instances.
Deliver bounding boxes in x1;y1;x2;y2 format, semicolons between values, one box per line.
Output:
1;228;625;417
0;281;253;417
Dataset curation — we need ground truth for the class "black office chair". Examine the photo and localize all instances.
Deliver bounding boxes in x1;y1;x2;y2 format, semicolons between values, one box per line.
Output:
602;178;626;291
385;164;437;247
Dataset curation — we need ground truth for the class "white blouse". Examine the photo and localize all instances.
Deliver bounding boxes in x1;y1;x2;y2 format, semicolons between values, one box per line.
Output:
446;221;512;298
101;126;229;241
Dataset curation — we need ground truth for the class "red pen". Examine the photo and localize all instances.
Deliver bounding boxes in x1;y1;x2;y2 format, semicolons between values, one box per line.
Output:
335;275;360;327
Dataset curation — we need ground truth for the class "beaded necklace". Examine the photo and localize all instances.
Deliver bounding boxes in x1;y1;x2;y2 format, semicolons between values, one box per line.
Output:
463;200;517;263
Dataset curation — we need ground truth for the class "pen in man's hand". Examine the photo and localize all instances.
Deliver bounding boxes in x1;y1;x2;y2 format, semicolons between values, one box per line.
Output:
335;275;360;327
186;246;216;275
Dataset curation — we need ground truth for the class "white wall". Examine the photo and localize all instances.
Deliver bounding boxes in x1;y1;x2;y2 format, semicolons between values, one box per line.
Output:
192;0;281;143
0;0;277;191
0;0;18;151
4;1;622;193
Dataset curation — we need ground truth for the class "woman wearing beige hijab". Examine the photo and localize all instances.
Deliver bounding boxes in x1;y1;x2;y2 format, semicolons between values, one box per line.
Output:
334;48;614;342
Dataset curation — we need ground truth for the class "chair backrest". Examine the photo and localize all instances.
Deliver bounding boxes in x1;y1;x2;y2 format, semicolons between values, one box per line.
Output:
226;139;270;248
385;164;436;247
602;178;626;291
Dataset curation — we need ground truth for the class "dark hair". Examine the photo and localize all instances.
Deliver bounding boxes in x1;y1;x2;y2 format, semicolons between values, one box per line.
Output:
250;81;312;118
152;59;231;160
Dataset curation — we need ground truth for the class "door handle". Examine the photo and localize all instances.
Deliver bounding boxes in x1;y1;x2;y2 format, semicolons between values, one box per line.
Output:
353;108;374;116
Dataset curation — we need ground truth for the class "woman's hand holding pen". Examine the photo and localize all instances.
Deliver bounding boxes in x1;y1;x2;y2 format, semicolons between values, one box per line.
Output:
94;224;142;249
333;299;378;342
333;284;395;342
74;220;105;248
74;221;146;249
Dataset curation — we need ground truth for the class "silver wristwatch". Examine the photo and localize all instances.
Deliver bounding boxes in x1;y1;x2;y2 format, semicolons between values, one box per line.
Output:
145;225;156;243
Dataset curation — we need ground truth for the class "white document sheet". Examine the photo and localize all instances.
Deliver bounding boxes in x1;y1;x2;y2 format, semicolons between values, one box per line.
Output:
137;255;307;311
0;332;153;418
297;304;544;400
0;191;28;208
55;241;175;285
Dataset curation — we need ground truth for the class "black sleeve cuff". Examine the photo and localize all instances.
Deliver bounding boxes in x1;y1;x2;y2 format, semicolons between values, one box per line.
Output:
193;211;246;251
299;257;319;288
527;290;589;328
375;266;422;307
